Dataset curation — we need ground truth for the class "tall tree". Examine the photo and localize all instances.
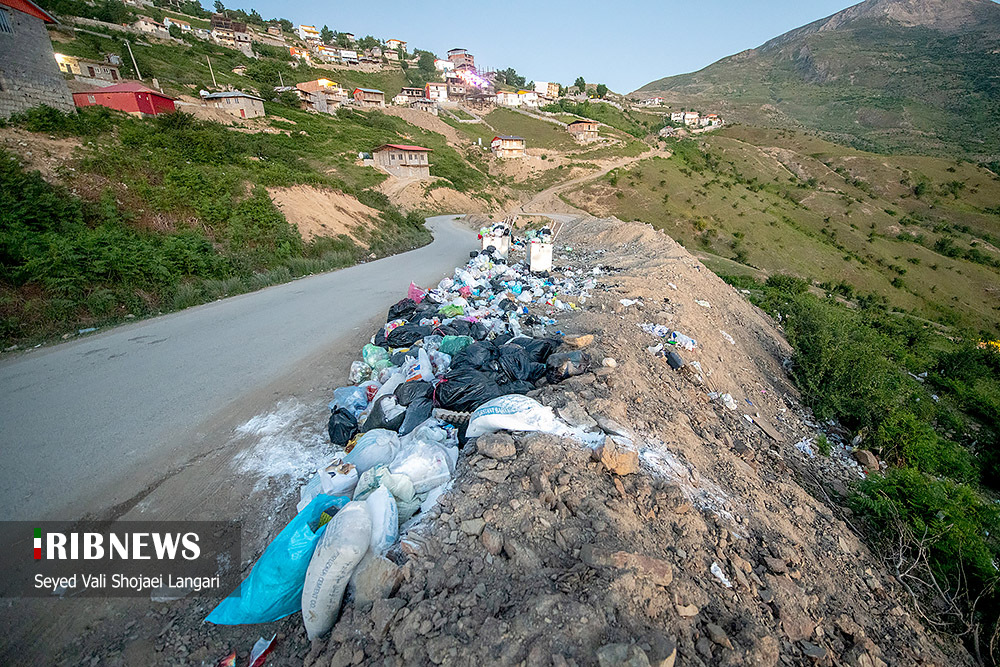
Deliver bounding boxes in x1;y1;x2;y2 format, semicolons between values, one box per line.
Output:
595;83;608;98
320;25;334;44
574;76;585;91
213;0;224;13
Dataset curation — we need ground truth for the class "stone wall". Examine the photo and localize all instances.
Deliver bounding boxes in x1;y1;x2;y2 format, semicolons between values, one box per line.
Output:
0;11;75;117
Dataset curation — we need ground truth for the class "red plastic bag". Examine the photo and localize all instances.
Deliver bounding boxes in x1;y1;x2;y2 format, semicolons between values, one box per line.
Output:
408;282;426;303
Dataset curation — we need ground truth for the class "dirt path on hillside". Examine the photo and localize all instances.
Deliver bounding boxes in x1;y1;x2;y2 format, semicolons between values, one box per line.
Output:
519;147;669;215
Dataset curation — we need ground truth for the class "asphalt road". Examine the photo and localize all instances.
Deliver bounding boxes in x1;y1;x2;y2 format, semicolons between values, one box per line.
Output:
0;215;477;522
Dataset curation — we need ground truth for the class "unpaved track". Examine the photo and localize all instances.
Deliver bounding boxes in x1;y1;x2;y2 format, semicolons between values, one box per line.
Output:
0;216;477;522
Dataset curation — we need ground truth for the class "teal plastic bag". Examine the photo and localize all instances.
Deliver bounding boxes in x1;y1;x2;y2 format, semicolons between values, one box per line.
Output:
439;335;474;356
206;494;349;625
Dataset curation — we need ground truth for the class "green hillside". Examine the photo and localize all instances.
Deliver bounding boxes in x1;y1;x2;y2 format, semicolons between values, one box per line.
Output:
635;0;1000;160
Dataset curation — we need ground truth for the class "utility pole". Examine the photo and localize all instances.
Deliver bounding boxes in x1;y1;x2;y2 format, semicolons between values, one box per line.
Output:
278;71;284;87
124;40;142;81
207;56;217;87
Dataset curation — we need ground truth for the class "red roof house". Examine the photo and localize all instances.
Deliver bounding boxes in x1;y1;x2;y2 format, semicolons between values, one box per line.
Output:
72;82;176;116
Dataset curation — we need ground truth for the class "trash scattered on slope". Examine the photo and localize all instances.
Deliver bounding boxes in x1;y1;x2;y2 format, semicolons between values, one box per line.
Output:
695;299;711;308
710;561;733;588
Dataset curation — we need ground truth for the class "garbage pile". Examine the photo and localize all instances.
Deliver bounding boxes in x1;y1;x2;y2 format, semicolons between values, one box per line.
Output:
523;226;553;244
477;222;511;242
206;245;600;640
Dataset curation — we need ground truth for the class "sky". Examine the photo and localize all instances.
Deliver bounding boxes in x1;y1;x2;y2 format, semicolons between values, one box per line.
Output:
232;0;862;92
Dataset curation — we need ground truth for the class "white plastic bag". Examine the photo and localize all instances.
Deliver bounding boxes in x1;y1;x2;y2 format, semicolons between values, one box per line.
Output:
343;429;399;473
466;395;572;438
365;485;399;555
353;465;420;523
301;501;371;640
319;460;359;497
389;440;452;493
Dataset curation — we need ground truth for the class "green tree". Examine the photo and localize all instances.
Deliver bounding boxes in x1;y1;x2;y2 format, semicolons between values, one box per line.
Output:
213;0;224;12
168;23;182;39
320;24;333;44
574;76;586;91
357;35;379;50
595;83;608;98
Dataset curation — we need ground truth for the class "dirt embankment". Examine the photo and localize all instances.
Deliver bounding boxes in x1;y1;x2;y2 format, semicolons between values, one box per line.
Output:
308;217;968;667
267;185;380;245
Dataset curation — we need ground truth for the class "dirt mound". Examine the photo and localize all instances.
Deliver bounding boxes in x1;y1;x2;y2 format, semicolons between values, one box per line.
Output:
0;127;81;182
381;107;462;145
267;185;378;245
309;217;968;666
380;179;496;215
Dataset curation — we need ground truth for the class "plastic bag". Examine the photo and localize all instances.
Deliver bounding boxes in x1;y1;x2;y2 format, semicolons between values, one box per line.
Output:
509;337;559;363
439;335;474;356
545;350;591;384
362;344;390;368
434;368;504;412
206;494;349;625
496;345;534;383
466;395;571;438
365;485;399;555
329;386;368;418
439;304;464;318
428;350;452;376
349;361;370;384
408;282;427;304
302;501;371;640
353;465;420;522
343;429;399;472
327;408;358;446
399;397;434;435
361;395;406;433
319;461;359;497
394;380;434;406
386;323;431;347
387;298;417;323
390;440;452;493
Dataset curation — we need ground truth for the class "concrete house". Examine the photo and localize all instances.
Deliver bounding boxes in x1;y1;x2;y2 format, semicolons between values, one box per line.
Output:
203;90;265;118
434;58;454;72
683;111;699;126
0;0;75;117
517;89;539;108
266;24;283;37
134;16;170;39
54;53;121;86
73;82;175;115
425;81;447;102
495;90;520;107
534;81;559;100
491;135;526;159
641;96;664;106
352;87;384;107
567;119;599;143
410;98;437;115
211;14;252;56
447;48;474;68
163;16;190;32
296;78;345;113
296;24;320;43
385;38;406;52
373;144;430;178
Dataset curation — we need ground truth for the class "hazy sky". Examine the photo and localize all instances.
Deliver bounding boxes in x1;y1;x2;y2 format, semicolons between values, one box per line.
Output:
231;0;864;91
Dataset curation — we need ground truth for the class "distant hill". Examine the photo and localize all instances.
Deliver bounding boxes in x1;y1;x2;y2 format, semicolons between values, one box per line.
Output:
634;0;1000;159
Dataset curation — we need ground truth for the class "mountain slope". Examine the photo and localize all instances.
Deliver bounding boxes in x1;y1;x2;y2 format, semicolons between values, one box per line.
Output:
635;0;1000;158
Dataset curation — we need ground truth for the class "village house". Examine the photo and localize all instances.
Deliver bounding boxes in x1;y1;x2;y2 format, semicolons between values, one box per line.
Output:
517;89;539;108
210;14;252;56
425;81;447;102
383;49;399;62
699;113;722;127
296;78;346;113
162;16;190;32
392;86;424;105
495;90;520;107
73;81;175;115
447;48;474;68
434;58;454;72
338;48;359;64
203;90;265;118
385;38;406;52
267;24;283;37
491;135;526;159
683;111;699;126
341;32;355;43
0;0;75;117
641;96;665;106
447;81;468;101
314;44;339;62
373;144;431;178
232;64;247;75
534;81;560;100
296;24;320;43
289;46;311;64
54;53;121;86
134;16;170;39
410;98;437;115
567;119;599;143
352;87;385;108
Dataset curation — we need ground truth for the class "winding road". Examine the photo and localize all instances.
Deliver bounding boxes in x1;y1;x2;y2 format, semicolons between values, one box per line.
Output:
0;215;478;522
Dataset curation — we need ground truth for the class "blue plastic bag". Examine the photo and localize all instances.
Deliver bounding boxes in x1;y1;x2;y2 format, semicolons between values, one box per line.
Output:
329;386;368;419
206;494;349;625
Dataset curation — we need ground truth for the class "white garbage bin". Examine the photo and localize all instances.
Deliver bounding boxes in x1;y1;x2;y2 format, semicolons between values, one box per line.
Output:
528;242;553;273
482;234;510;260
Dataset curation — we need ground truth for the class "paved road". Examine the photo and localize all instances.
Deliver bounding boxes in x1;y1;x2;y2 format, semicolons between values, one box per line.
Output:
0;215;477;522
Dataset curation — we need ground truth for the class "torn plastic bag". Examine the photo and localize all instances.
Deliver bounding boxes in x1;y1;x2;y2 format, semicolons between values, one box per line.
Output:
387;298;417;323
389;440;453;493
466;395;572;438
545;350;592;384
450;340;498;372
394;381;434;406
329;386;368;418
344;428;400;472
206;493;349;625
353;465;420;523
434;368;504;412
439;335;474;356
365;485;399;555
319;461;359;497
399;397;434;436
360;395;406;432
327;408;358;446
428;350;452;376
301;501;371;640
509;337;560;363
386;323;431;347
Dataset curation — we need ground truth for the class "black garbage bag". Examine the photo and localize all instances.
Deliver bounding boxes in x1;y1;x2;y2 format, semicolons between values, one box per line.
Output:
503;380;535;395
327;408;358;446
361;395;406;432
394;380;434;406
493;333;514;346
435;368;505;412
412;301;440;322
387;298;417;323
496;345;533;384
372;327;389;348
386;323;431;347
398;396;434;435
451;340;498;371
527;361;547;383
390;349;417;366
497;298;518;312
468;321;489;341
546;350;592;384
510;337;560;363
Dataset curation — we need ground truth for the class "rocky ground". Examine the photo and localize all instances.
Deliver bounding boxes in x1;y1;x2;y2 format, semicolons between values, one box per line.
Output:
305;218;971;666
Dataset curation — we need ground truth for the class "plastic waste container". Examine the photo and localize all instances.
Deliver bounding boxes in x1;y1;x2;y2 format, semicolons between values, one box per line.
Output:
529;242;553;273
482;234;510;260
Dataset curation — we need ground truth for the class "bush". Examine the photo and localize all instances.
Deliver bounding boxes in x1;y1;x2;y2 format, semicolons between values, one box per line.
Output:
872;411;977;481
765;273;809;294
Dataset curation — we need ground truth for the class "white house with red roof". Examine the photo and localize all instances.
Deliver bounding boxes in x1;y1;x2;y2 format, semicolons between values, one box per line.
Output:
373;144;431;178
0;0;75;116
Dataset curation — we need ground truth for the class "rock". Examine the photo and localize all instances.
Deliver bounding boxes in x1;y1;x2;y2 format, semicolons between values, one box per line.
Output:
565;334;594;349
764;557;788;574
852;449;879;470
480;527;504;555
581;544;673;586
557;400;598;430
370;598;405;639
349;556;401;607
602;357;617;368
676;604;699;617
593;436;639;476
706;623;734;650
596;643;650;667
476;469;510;483
503;539;542;569
476;433;517;460
695;636;714;660
593;414;635;439
648;637;677;667
460;518;485;536
800;640;827;661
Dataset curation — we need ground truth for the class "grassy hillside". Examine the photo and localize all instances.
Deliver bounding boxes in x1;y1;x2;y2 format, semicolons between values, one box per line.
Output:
635;0;1000;160
565;127;1000;334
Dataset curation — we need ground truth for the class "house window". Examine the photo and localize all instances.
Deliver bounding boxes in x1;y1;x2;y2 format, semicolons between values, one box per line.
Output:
0;9;13;34
88;95;96;103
